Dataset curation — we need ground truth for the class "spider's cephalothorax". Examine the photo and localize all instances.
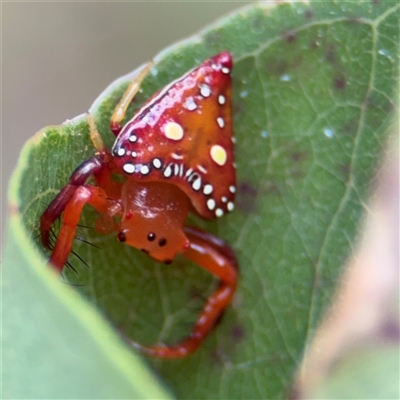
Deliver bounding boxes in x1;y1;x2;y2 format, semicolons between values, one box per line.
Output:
40;52;238;358
118;180;190;262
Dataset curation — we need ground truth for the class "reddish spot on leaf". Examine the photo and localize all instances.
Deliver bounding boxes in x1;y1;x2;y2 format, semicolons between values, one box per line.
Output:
188;287;207;302
304;9;314;19
325;44;337;64
291;151;308;163
343;120;358;136
236;181;258;213
265;58;289;76
265;55;303;76
233;99;245;116
333;76;346;90
283;30;297;44
231;324;245;341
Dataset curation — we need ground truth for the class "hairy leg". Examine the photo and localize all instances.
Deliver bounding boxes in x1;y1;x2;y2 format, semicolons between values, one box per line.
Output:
40;157;105;250
48;185;111;272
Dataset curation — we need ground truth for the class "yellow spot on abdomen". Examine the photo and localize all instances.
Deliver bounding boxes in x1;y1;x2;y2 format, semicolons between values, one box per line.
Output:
210;145;227;166
164;121;184;141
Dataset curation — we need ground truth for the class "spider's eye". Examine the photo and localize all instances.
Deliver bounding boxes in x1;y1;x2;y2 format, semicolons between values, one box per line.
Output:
117;230;127;242
147;232;156;241
158;238;167;247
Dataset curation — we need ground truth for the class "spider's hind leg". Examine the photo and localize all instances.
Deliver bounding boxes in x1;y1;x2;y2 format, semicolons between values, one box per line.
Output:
125;227;238;358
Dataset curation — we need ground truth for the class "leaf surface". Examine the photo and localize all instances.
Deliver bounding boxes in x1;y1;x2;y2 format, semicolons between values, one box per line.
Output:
4;1;399;398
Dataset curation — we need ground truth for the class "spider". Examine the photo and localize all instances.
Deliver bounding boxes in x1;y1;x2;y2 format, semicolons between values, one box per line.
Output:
40;52;238;358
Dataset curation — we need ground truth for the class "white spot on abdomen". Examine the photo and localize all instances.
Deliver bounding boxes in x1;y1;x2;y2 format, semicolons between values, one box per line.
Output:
152;158;162;169
217;117;225;128
129;134;138;143
123;164;135;174
192;177;202;191
163;164;173;178
207;199;216;211
140;165;150;175
199;84;211;98
183;97;197;111
215;208;224;217
198;165;207;174
203;184;213;195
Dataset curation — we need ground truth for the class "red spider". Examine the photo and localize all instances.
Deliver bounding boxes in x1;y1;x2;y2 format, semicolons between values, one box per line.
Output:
40;52;238;358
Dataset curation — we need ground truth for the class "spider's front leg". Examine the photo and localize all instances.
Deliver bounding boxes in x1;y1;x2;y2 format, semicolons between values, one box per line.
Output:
110;61;154;136
40;157;105;251
41;160;115;272
127;226;238;358
41;114;122;272
48;185;115;272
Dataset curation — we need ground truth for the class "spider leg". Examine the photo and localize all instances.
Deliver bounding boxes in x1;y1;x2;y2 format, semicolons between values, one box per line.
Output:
127;226;238;358
40;157;105;251
110;61;154;136
87;112;107;156
86;113;122;196
48;185;110;272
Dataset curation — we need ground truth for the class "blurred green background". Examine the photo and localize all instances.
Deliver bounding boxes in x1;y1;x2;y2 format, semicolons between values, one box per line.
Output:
2;1;250;232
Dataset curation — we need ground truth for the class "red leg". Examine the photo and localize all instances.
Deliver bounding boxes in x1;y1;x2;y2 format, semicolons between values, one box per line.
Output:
48;186;110;272
125;226;238;358
40;146;121;252
40;157;105;250
41;114;123;271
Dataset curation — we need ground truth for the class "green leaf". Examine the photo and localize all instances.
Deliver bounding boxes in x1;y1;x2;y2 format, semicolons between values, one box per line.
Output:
4;1;399;398
3;217;173;399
